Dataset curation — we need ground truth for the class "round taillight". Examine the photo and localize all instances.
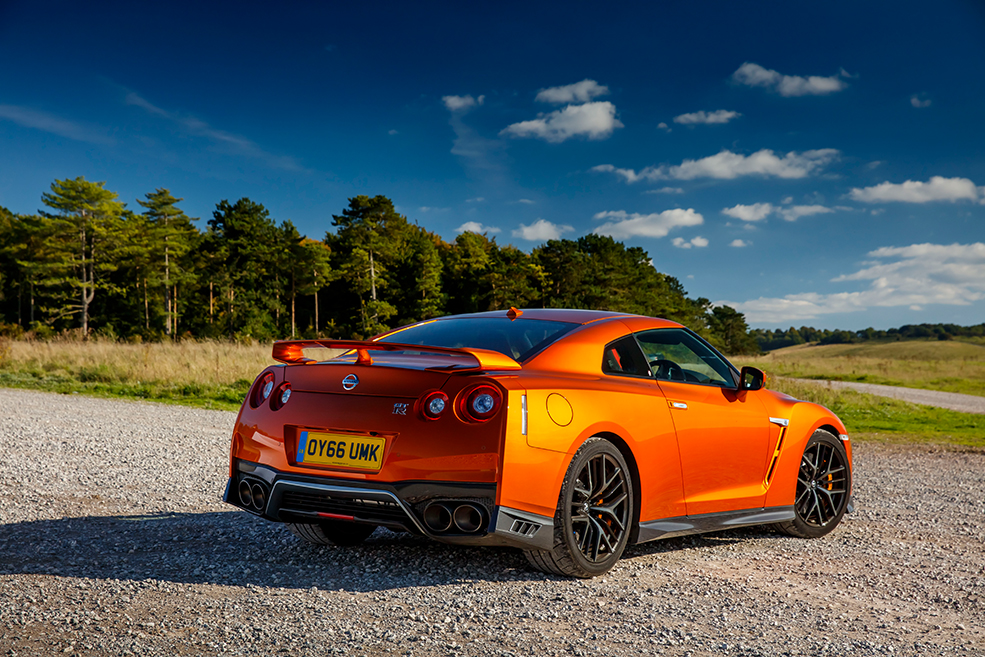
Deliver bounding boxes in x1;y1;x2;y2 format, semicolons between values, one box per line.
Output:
461;385;502;422
271;383;292;410
253;372;275;408
421;391;449;420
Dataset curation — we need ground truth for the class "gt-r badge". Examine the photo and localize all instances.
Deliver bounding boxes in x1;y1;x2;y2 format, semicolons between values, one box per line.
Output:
393;403;409;415
342;374;359;390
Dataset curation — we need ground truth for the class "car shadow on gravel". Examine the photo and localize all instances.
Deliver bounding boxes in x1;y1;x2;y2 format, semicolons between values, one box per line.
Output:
0;510;786;591
0;510;544;591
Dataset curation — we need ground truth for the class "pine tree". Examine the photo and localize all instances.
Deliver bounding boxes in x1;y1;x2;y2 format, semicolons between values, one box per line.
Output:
137;189;198;337
40;177;126;336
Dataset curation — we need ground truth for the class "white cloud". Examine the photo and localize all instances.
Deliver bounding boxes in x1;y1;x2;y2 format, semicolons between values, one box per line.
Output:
673;110;741;125
732;62;849;97
512;219;573;241
592;208;704;239
645;187;685;195
911;95;932;108
126;92;303;170
0;104;112;144
722;202;834;222
501;101;623;143
516;198;535;204
672;236;709;249
456;221;500;234
850;176;979;203
657;122;671;132
730;239;749;248
594;149;839;183
665;149;839;180
725;242;985;323
465;197;485;203
388;129;399;135
722;203;775;222
442;94;485;112
778;204;834;221
535;79;609;104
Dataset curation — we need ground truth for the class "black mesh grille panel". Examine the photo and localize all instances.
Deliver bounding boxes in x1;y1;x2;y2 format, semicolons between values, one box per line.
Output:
280;490;409;524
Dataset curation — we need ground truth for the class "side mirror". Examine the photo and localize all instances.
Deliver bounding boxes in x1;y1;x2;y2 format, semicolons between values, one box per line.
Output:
739;366;766;391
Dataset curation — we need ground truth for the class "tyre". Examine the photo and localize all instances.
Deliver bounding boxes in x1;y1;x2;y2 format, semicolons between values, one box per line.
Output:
287;520;377;546
778;429;851;538
524;438;634;578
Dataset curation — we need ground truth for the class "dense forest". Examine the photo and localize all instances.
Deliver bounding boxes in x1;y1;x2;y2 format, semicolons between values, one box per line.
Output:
0;177;761;353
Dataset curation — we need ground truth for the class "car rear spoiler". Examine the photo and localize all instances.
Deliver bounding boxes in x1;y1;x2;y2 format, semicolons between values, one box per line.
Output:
271;339;521;371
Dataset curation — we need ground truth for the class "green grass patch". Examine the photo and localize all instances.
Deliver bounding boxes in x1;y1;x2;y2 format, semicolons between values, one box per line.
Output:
771;379;985;450
0;369;250;411
737;339;985;397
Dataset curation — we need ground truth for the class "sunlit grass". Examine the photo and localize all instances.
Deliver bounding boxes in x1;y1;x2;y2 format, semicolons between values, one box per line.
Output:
0;338;278;411
765;378;984;450
737;338;985;397
1;338;982;449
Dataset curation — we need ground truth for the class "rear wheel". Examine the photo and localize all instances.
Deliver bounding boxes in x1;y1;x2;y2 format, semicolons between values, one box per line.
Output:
778;430;851;538
287;521;377;546
524;438;634;578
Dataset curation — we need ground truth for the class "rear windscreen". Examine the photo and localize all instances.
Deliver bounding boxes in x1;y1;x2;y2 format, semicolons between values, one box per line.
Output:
377;317;577;362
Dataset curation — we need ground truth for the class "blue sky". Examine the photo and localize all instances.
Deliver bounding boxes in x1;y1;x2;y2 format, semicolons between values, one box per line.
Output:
1;1;984;330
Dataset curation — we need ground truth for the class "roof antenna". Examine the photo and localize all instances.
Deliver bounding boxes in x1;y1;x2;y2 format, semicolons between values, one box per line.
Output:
507;307;523;321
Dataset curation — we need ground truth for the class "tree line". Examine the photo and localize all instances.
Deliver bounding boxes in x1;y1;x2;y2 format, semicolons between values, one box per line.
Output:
753;323;985;351
0;176;761;353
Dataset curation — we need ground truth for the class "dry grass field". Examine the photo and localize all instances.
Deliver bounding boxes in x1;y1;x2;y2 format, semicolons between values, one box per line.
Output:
737;338;985;398
0;336;982;446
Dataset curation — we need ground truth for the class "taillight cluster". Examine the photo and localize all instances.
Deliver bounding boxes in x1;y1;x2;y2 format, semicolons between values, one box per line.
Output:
418;384;503;423
252;371;292;410
253;372;275;408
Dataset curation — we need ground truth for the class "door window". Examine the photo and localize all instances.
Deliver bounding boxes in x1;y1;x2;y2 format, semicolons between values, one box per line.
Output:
635;329;735;387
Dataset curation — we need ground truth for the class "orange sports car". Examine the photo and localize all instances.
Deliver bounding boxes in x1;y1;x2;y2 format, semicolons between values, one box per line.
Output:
224;309;853;577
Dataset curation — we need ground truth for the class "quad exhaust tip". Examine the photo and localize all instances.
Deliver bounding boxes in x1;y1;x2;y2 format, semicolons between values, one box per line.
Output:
238;479;267;512
422;501;486;534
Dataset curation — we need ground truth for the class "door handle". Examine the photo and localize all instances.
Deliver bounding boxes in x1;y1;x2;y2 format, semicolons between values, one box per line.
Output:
669;401;688;410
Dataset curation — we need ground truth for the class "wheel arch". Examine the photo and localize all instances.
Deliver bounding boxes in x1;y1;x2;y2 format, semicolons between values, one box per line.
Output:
590;431;643;545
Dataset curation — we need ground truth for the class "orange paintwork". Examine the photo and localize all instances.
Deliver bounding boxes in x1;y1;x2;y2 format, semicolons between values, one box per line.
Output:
228;308;852;535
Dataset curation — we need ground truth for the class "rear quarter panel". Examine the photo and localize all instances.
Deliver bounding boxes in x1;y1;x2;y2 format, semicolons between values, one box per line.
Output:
498;318;687;522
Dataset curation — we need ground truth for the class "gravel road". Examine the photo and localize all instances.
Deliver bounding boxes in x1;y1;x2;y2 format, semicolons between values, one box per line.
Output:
787;378;985;415
1;388;983;656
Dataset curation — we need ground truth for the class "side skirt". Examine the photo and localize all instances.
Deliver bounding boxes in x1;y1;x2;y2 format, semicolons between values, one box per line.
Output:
636;506;795;544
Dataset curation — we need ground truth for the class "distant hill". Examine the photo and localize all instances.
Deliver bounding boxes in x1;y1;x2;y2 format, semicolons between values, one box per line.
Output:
764;338;985;361
754;323;985;352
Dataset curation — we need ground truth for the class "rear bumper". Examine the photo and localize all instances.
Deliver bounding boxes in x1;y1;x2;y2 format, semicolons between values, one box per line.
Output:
224;459;553;550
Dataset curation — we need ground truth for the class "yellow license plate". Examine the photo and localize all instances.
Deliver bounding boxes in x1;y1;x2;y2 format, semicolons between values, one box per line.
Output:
296;431;385;471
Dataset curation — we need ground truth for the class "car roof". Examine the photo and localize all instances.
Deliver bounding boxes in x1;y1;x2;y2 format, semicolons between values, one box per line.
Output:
434;308;643;325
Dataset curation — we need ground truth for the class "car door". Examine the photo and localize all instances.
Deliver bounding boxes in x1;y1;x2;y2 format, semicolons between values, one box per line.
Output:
635;328;770;516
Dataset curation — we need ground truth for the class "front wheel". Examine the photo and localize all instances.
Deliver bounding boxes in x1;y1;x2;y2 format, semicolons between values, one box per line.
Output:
524;438;634;578
778;429;851;538
287;520;377;546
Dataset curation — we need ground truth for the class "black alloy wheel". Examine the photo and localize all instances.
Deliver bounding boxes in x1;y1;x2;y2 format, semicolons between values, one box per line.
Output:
525;438;634;578
779;430;851;538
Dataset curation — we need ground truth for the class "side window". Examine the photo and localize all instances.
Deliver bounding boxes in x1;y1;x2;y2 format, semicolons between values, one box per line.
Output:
601;336;650;378
635;328;735;387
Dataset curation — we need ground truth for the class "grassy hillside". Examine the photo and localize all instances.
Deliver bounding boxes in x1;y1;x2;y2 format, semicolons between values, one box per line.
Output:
737;338;985;398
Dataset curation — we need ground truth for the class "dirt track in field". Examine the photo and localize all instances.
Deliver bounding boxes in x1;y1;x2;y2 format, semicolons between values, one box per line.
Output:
786;378;985;414
1;388;983;656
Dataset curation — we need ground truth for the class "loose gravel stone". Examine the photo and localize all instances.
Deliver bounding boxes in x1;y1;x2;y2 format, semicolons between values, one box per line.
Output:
1;388;983;656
